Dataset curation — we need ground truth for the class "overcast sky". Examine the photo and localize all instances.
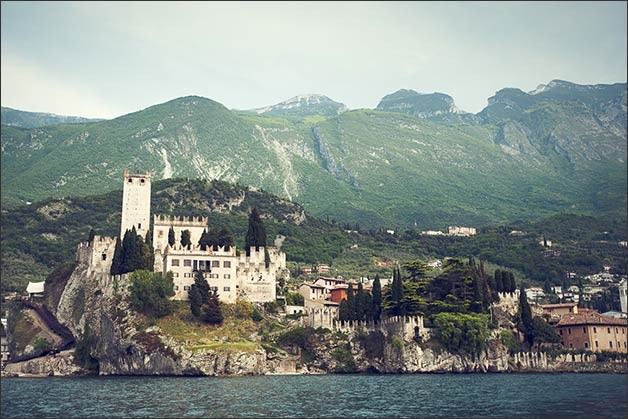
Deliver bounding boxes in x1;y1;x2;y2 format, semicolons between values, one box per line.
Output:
1;1;626;119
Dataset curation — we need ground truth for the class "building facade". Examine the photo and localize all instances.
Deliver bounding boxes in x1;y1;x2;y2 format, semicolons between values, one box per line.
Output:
120;170;151;239
556;311;627;353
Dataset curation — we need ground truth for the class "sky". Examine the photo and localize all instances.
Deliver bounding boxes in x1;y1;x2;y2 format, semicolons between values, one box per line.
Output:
1;1;626;119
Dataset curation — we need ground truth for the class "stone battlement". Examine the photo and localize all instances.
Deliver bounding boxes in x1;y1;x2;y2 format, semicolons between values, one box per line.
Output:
124;169;151;179
165;243;236;256
332;315;426;341
154;214;209;227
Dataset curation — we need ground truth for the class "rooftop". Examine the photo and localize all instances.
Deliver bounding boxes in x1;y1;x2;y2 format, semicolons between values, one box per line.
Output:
556;311;628;327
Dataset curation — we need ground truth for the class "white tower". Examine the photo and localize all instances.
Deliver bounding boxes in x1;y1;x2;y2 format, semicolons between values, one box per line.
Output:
120;170;151;239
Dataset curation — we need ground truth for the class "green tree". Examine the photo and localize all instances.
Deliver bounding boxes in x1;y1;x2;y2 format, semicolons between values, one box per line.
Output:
355;282;366;320
217;227;235;249
346;283;356;320
372;275;382;321
181;229;191;248
245;207;267;254
203;288;223;324
431;312;490;357
338;299;350;321
88;228;95;243
519;284;534;347
128;270;174;317
531;317;561;351
390;266;405;316
402;259;431;282
110;238;123;275
168;226;176;247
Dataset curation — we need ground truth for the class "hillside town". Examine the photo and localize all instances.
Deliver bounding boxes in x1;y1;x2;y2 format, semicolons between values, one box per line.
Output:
2;170;626;371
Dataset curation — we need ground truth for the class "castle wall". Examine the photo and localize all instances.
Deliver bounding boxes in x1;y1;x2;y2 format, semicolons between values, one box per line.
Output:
121;170;151;239
162;244;238;303
153;215;208;252
236;247;284;303
76;236;117;275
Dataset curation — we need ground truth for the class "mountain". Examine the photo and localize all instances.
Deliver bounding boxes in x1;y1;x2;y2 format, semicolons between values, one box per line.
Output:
251;94;348;117
1;106;104;128
375;89;479;123
1;81;626;228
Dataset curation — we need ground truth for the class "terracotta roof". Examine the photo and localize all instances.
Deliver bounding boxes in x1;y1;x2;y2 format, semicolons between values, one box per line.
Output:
301;282;325;289
542;303;577;309
556;311;628;327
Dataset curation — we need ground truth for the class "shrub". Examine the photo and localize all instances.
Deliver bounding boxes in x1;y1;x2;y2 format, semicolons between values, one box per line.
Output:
332;345;357;373
128;270;175;318
431;312;490;357
358;331;385;359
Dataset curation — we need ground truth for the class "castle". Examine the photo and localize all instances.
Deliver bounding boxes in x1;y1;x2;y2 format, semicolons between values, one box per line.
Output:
80;170;287;304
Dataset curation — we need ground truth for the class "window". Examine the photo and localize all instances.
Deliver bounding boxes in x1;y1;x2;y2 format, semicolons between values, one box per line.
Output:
607;328;611;334
224;274;231;279
184;273;191;278
584;342;589;348
171;259;180;266
616;328;619;334
158;231;163;238
212;260;220;268
174;285;179;291
594;327;597;333
595;341;599;348
559;330;563;336
609;341;613;348
224;261;231;268
128;178;133;183
173;272;179;277
212;274;219;279
568;328;571;334
583;327;586;334
184;259;191;267
618;341;621;348
138;223;141;230
102;254;107;261
183;285;190;291
140;179;145;184
569;343;573;348
223;287;230;292
210;286;218;291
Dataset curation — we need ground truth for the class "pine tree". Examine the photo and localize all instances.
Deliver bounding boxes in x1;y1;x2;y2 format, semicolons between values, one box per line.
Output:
203;289;223;324
110;238;123;275
372;275;382;321
168;226;176;247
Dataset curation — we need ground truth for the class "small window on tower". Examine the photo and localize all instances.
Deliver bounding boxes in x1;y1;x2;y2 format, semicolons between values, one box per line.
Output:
128;178;133;183
138;223;142;230
141;179;145;184
102;254;107;261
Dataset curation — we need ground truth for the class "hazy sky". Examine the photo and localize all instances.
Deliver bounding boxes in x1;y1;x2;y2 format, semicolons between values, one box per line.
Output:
1;1;626;119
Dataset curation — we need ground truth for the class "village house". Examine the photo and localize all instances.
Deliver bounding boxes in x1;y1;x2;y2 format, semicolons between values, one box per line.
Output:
26;281;45;299
541;302;578;324
556;310;627;353
447;226;477;236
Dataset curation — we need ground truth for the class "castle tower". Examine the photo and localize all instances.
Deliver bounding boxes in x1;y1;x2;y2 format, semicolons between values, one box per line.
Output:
121;170;151;239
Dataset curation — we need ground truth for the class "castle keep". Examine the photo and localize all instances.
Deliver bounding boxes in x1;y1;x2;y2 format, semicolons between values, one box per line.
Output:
83;170;286;304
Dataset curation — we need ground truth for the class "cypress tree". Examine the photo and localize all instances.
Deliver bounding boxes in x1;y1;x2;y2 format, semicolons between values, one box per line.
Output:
199;229;209;250
346;283;356;320
144;229;154;270
508;272;516;293
88;228;95;243
188;286;202;317
338;299;350;321
372;275;382;321
120;229;135;273
168;226;176;247
519;284;534;346
245;207;267;254
355;282;366;320
471;274;484;312
495;270;504;293
217;227;235;249
181;229;191;248
110;238;123;275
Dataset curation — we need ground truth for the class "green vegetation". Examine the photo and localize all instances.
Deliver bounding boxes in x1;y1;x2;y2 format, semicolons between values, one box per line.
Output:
2;85;625;231
111;227;153;275
331;344;357;373
357;330;385;359
188;270;223;324
431;312;490;357
74;326;99;372
128;270;175;318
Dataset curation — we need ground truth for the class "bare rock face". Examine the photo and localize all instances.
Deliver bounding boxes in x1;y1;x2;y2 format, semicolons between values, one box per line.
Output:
3;350;86;377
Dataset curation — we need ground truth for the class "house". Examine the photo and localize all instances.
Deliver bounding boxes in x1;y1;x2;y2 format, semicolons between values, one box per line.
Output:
316;264;331;274
330;284;349;303
26;281;45;299
421;230;444;236
285;305;305;316
541;303;578;324
447;226;476;236
298;282;326;301
556;311;627;353
525;287;545;301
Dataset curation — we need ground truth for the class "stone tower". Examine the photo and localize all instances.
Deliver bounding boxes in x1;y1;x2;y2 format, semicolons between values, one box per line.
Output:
120;170;151;239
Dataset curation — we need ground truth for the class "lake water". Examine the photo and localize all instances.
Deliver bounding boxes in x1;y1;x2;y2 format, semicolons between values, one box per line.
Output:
1;374;626;418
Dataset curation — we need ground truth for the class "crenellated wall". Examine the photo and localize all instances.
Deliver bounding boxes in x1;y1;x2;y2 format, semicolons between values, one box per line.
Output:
153;215;208;252
76;236;117;275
